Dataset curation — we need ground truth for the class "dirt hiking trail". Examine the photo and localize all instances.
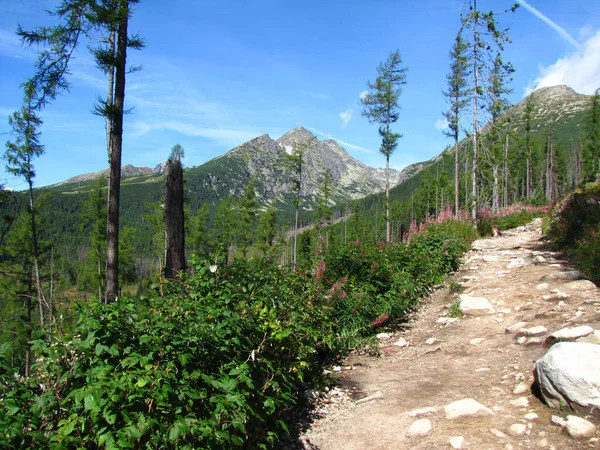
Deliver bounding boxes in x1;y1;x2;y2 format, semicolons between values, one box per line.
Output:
298;219;600;450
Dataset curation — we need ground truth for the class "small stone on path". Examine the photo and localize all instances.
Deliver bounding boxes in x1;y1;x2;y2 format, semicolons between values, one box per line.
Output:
505;321;529;334
425;337;438;345
536;283;549;291
544;325;594;347
449;436;465;449
436;317;458;325
444;398;494;420
508;423;527;436
507;257;535;269
406;418;432;437
524;412;539;421
376;332;391;340
393;337;408;347
459;294;496;316
469;337;485;345
408;406;438;417
516;325;547;337
563;415;597;439
513;382;529;395
490;428;507;438
510;396;529;407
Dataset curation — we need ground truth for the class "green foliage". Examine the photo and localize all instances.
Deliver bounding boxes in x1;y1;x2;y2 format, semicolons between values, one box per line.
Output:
547;183;600;282
0;216;477;448
447;300;463;318
449;281;463;294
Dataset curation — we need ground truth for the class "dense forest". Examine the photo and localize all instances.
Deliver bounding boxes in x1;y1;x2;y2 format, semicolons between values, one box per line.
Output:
1;0;599;447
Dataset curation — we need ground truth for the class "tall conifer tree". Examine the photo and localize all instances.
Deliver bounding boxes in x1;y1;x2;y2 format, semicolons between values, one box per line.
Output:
360;50;408;242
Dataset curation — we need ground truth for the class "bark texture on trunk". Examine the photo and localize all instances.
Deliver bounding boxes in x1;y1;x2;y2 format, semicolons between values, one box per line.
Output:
164;157;185;278
105;2;128;303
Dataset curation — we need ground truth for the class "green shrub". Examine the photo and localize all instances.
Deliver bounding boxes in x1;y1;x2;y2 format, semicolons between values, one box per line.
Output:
548;183;600;283
0;217;477;449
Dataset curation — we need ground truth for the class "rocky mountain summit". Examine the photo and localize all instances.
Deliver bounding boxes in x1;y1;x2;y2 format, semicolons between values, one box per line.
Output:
205;126;411;204
297;219;600;449
508;85;592;131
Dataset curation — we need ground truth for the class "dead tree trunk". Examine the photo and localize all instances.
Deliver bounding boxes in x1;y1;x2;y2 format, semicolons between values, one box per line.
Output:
164;155;185;278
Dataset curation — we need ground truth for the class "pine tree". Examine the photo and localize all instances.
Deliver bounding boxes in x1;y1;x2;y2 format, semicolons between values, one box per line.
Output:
443;28;471;216
317;169;333;250
461;0;518;223
17;0;144;302
583;87;600;181
360;50;408;242
256;205;278;257
237;178;258;259
484;52;513;212
80;177;107;300
4;99;47;326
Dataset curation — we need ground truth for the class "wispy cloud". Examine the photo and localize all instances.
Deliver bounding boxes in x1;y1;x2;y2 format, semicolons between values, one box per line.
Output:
434;118;449;131
528;29;600;95
339;109;352;127
359;90;368;100
0;29;28;59
129;120;260;145
306;126;374;153
301;90;331;101
517;0;582;50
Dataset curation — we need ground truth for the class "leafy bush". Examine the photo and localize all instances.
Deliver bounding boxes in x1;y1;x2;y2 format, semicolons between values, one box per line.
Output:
0;217;477;449
548;183;600;282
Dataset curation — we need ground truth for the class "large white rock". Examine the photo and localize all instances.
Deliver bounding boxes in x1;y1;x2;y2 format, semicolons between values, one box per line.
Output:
459;295;496;316
534;342;600;416
507;257;535;269
540;271;584;282
406;418;432;437
444;398;494;420
564;280;597;291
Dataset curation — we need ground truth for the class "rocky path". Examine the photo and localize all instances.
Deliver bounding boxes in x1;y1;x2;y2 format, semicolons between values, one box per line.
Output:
298;219;600;449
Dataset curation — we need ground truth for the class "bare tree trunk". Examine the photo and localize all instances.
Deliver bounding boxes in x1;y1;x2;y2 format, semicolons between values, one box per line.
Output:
455;139;459;216
503;132;509;208
471;4;479;227
492;165;499;212
164;156;185;278
385;154;390;242
28;182;44;325
106;2;128;303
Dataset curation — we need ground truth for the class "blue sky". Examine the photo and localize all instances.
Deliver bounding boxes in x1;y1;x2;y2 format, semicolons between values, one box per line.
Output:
1;0;599;189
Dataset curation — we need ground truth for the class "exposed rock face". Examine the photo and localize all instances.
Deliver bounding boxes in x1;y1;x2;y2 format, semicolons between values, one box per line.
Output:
533;342;600;416
202;126;413;204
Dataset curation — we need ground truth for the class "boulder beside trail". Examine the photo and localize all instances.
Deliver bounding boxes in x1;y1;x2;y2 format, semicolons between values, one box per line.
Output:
533;342;600;417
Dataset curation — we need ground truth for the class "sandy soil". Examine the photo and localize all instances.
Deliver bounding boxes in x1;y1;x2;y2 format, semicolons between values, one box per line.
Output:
295;219;600;450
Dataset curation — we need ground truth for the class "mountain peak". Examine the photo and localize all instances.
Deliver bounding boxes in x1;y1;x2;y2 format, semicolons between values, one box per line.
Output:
276;127;318;154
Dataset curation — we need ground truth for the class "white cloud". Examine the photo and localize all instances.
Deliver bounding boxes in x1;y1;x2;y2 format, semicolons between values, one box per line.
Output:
359;90;368;100
128;120;259;145
434;118;449;131
528;29;600;95
339;109;352;127
517;0;581;50
0;29;27;59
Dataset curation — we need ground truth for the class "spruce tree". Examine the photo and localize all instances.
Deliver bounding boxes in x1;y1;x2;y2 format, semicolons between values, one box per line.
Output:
443;28;471;216
584;88;600;182
360;50;408;242
17;0;144;302
461;0;518;224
